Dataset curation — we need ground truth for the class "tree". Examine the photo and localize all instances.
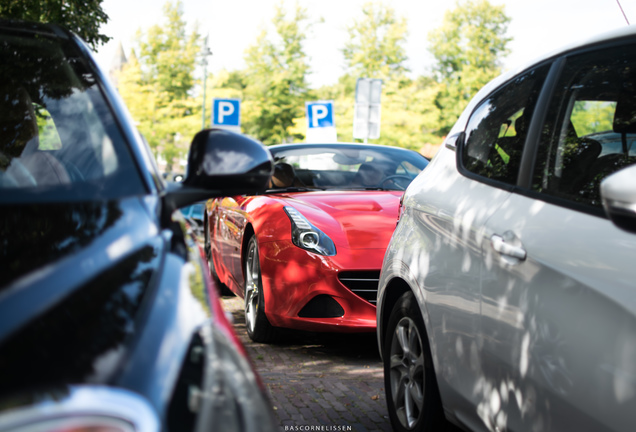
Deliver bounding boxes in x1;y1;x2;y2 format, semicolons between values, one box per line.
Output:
342;2;408;80
0;0;110;49
338;2;434;147
117;0;201;171
242;1;312;144
428;0;511;134
138;2;200;102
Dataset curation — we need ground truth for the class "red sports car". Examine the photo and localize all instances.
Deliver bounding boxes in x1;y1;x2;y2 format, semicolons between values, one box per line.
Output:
204;143;428;342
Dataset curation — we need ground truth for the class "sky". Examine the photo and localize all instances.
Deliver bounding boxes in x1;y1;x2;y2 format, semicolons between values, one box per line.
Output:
95;0;636;89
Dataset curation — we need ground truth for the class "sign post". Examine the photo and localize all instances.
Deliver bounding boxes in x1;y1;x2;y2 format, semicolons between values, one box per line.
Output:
353;78;382;142
305;100;337;143
212;98;241;133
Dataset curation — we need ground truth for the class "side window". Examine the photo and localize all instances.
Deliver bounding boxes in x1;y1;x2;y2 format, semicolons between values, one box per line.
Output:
461;65;550;185
533;44;636;208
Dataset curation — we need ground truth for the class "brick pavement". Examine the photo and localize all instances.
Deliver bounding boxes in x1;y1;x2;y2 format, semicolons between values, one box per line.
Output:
220;295;392;432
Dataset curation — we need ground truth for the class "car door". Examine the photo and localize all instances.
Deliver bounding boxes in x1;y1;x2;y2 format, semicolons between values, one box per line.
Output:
478;41;636;432
422;63;551;429
212;196;245;288
219;195;252;289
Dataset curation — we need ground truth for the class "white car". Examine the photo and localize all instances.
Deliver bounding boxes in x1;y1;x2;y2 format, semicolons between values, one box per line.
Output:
376;26;636;432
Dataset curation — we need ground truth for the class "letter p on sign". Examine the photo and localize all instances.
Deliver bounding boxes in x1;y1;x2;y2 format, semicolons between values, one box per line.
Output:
311;105;328;128
218;101;234;124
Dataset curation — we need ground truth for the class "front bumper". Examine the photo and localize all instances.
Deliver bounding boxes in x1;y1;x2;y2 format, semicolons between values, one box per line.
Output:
258;240;382;333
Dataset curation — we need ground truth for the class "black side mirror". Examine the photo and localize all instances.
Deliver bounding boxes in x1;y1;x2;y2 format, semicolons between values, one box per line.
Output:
163;129;273;215
601;164;636;234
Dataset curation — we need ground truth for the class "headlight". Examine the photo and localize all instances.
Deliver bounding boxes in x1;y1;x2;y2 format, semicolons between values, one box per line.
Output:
0;386;159;432
284;206;336;256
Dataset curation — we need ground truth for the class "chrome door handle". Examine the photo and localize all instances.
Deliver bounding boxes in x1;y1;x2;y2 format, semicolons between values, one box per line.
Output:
491;235;527;260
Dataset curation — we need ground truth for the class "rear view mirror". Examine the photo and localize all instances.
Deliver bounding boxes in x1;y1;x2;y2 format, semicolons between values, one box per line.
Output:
163;129;273;214
600;164;636;234
185;129;273;192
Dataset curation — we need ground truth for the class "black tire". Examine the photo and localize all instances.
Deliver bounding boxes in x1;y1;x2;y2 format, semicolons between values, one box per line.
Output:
204;221;233;297
244;235;277;343
383;291;444;432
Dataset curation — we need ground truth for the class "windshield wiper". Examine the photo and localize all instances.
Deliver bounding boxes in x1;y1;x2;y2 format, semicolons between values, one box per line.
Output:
265;186;326;193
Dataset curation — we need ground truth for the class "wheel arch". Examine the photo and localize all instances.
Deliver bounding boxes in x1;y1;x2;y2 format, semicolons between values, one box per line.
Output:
378;276;412;357
240;223;256;283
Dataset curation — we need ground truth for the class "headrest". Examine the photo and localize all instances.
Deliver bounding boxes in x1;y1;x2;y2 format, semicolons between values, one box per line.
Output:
354;163;383;186
271;162;295;188
0;86;38;157
613;94;636;134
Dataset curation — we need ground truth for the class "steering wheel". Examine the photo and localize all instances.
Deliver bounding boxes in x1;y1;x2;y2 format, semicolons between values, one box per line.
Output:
379;175;413;190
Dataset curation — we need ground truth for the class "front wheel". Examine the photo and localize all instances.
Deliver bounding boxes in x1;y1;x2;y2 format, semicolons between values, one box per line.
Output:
383;291;444;432
244;235;277;343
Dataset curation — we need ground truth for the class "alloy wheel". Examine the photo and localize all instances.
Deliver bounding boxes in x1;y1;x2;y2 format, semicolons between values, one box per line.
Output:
389;316;425;430
244;238;260;333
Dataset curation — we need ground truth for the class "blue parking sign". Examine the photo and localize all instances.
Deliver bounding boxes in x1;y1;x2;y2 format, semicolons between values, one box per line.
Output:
212;98;240;128
306;101;334;129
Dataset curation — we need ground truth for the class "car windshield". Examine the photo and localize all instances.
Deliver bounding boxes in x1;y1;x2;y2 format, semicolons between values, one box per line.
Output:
268;144;428;191
0;30;145;202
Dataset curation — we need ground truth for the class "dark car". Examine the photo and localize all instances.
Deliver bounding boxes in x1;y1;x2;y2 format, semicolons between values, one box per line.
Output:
0;20;276;432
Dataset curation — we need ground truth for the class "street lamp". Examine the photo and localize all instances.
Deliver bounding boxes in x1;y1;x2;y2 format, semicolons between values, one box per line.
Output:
200;34;213;129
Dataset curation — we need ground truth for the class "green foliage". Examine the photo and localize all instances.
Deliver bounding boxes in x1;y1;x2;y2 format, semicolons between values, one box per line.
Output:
333;2;444;149
0;0;110;49
116;0;511;159
571;101;616;136
138;2;200;102
342;2;408;80
428;0;511;135
117;0;201;171
241;1;313;145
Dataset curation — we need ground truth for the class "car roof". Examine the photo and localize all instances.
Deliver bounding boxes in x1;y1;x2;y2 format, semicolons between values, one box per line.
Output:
488;25;636;98
0;19;68;39
447;25;636;138
268;142;420;153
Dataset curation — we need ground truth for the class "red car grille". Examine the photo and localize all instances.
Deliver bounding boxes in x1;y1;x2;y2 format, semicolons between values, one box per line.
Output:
338;271;381;305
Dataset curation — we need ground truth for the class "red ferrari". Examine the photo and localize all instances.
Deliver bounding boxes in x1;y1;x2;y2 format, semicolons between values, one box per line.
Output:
204;143;429;342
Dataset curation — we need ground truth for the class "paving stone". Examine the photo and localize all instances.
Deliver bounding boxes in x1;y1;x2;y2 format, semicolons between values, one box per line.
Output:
220;296;389;432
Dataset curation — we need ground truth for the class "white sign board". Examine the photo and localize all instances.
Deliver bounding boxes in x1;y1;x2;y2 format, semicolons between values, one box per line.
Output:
353;78;382;140
212;98;241;133
305;100;337;143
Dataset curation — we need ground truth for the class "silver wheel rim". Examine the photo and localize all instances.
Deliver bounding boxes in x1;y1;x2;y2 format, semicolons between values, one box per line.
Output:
389;316;425;430
244;239;260;333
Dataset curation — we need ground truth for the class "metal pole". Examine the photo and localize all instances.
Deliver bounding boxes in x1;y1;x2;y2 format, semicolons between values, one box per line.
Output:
200;35;212;130
202;61;207;129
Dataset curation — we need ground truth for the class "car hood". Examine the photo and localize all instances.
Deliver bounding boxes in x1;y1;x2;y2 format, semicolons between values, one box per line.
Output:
278;190;403;250
0;197;164;398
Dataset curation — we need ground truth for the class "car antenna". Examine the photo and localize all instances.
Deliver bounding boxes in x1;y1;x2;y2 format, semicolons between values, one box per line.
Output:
616;0;630;25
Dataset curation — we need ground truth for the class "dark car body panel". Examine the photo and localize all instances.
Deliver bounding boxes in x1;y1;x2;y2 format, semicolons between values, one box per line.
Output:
0;20;276;432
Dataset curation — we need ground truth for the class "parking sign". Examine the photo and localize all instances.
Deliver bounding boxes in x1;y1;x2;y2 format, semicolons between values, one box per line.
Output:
212;98;241;133
305;101;337;142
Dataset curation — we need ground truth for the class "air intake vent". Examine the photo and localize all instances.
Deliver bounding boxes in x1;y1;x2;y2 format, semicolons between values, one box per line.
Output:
338;271;381;305
298;295;345;318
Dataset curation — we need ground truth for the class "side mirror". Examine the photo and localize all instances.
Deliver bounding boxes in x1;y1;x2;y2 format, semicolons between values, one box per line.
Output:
163;129;273;214
600;164;636;234
445;132;464;152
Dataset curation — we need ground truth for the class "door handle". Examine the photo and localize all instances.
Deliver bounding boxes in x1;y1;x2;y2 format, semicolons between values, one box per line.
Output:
491;234;527;260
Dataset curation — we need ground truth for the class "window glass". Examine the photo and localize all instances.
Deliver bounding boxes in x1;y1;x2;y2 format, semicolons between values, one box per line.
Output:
533;45;636;208
0;33;144;200
461;65;550;185
270;145;428;190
